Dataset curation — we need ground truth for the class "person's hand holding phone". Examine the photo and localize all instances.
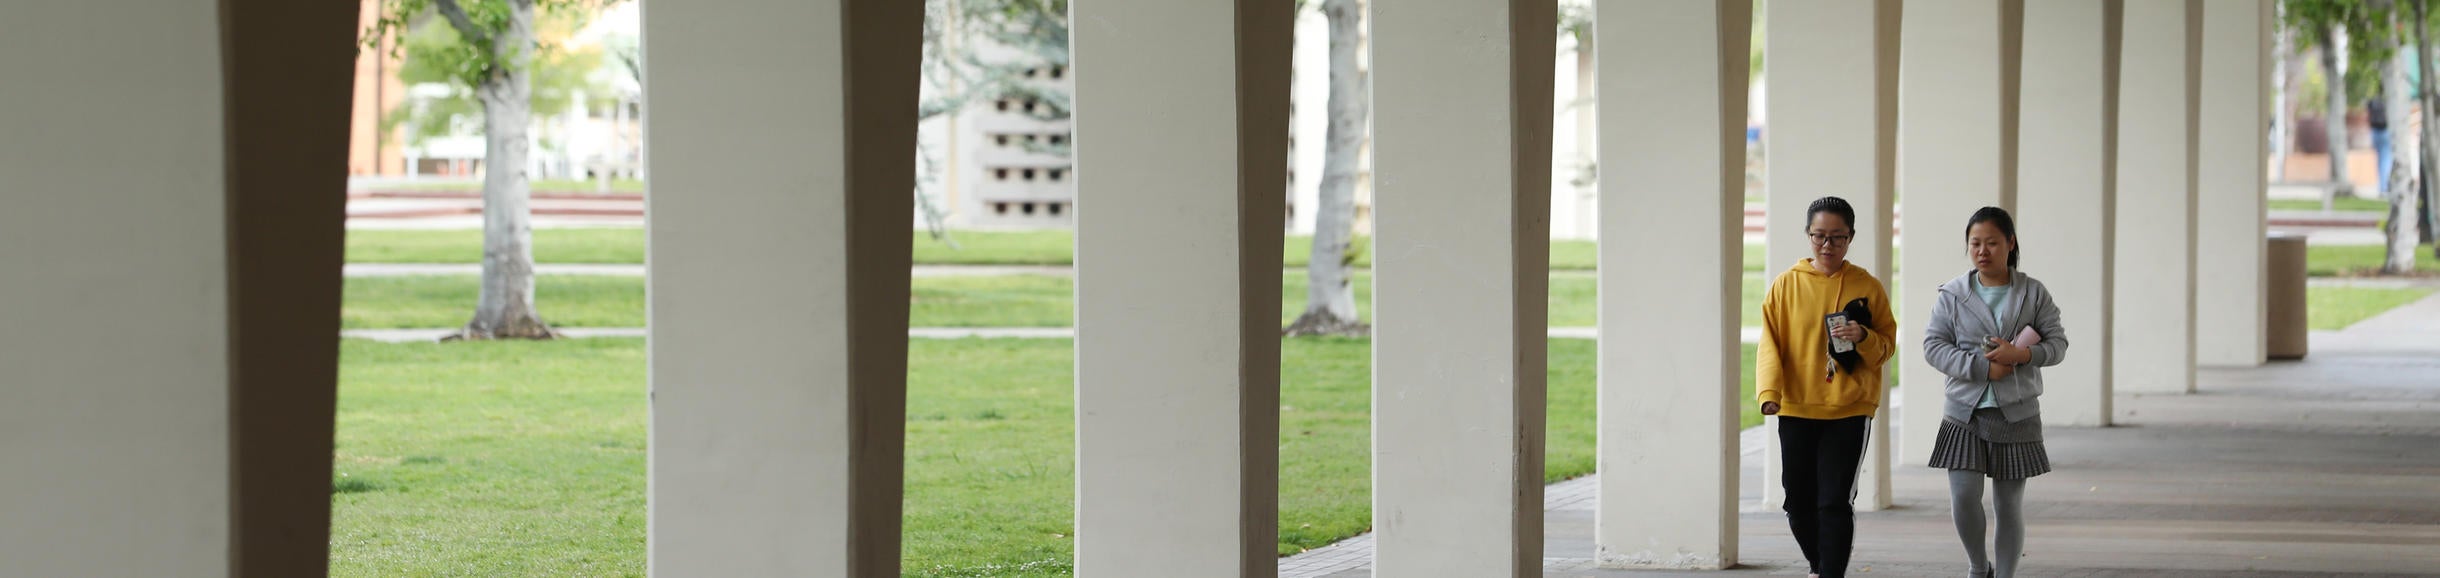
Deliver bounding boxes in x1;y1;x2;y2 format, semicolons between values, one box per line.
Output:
1830;320;1864;343
1983;336;2031;366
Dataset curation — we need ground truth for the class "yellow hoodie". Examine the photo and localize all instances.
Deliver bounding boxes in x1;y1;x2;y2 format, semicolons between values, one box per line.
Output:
1757;258;1896;420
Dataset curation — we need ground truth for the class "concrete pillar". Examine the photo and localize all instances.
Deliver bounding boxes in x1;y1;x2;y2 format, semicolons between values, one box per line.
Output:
2112;0;2202;395
1370;0;1555;575
223;1;360;574
1;0;354;575
1762;0;1901;512
1592;0;1750;569
1896;0;2022;466
2196;0;2272;368
644;1;923;576
1070;1;1290;576
2014;0;2121;427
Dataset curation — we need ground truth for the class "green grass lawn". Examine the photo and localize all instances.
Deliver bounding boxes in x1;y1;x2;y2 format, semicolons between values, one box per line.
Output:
348;229;651;265
350;226;2440;284
331;337;1760;577
344;273;1771;330
2267;197;2393;212
2306;244;2440;277
331;339;647;577
346;268;2431;343
344;275;649;330
345;228;1770;272
2309;286;2436;330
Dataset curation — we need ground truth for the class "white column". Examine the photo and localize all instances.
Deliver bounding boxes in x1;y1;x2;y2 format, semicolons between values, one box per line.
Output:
2015;0;2119;427
1371;0;1555;575
1071;1;1289;576
2113;0;2202;395
1897;0;2020;466
645;1;923;576
2;2;232;575
1762;0;1901;512
3;1;354;574
1593;0;1749;569
2196;0;2272;368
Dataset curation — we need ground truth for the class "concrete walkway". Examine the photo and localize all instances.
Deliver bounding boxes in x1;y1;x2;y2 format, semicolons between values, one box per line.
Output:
1278;292;2440;577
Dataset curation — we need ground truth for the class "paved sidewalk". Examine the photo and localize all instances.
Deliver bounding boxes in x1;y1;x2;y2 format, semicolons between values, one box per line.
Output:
1276;292;2440;577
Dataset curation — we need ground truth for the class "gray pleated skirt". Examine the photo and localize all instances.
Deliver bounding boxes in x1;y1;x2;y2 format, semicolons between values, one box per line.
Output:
1927;407;2051;479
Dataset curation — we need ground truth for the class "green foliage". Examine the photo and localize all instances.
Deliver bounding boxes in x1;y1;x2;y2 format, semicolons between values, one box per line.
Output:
1558;0;1593;46
2303;65;2333;119
366;0;622;146
2285;0;2400;106
925;0;1071;125
387;24;486;144
1751;0;1767;80
366;0;620;77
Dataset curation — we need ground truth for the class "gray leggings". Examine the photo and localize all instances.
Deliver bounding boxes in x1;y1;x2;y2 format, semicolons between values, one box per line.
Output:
1948;469;2026;577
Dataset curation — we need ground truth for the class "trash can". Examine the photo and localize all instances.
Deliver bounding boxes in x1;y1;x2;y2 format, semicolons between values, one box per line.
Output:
2267;232;2310;360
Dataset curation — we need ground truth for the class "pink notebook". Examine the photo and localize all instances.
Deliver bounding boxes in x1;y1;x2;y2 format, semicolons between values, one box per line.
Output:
2012;326;2042;348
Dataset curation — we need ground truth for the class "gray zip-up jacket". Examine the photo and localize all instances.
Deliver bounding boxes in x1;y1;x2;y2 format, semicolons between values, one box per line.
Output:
1921;270;2069;424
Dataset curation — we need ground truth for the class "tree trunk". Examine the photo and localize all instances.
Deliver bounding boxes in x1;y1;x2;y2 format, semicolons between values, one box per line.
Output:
460;0;555;340
2326;24;2358;197
2384;29;2420;274
2389;120;2424;274
1284;0;1368;338
2389;151;2424;274
2417;0;2440;252
1573;33;1597;237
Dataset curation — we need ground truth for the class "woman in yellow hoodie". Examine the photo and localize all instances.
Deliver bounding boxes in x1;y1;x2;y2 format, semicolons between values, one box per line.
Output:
1757;196;1896;578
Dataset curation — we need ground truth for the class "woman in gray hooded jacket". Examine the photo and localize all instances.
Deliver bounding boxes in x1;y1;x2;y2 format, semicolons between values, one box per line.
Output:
1921;207;2067;578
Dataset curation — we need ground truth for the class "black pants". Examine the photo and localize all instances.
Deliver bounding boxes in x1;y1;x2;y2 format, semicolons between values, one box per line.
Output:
1778;415;1871;577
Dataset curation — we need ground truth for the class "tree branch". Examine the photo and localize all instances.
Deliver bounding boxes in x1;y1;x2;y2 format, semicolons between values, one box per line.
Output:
433;0;494;49
614;47;643;85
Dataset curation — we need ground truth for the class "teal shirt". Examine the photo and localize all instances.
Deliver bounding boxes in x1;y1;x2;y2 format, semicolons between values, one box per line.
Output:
1975;279;2011;408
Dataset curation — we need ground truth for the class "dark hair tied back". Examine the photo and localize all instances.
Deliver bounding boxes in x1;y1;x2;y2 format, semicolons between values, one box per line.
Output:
1806;196;1857;232
1965;206;2018;268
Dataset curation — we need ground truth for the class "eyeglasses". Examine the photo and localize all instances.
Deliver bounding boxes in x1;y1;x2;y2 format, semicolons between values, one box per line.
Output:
1808;232;1854;247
